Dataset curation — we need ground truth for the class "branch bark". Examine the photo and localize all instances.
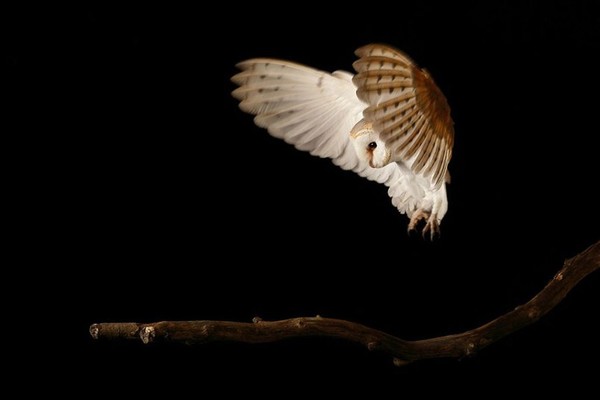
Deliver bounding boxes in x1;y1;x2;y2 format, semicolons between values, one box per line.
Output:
90;240;599;365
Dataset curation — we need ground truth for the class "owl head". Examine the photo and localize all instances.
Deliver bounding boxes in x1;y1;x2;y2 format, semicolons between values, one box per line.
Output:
350;120;391;168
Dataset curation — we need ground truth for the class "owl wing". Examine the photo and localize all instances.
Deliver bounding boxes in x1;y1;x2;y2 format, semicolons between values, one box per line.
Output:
353;44;454;189
232;59;421;213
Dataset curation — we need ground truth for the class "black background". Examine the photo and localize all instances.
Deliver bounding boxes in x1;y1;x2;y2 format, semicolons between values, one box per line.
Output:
8;1;599;395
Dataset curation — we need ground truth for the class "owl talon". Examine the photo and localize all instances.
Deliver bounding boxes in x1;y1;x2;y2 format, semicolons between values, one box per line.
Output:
422;217;440;241
408;209;440;240
407;209;430;234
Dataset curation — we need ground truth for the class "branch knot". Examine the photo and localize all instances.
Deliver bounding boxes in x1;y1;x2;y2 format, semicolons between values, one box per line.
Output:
140;326;156;344
465;342;476;356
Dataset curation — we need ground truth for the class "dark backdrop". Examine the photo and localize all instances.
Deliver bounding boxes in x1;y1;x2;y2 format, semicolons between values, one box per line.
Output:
9;2;599;396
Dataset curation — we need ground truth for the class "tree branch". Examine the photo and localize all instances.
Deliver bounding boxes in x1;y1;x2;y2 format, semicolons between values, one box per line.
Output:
90;240;599;365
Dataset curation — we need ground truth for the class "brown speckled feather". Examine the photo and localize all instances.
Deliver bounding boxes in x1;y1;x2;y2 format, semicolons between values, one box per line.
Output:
353;44;454;188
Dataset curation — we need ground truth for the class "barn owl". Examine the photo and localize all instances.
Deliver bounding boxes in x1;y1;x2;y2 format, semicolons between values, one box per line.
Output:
231;44;454;239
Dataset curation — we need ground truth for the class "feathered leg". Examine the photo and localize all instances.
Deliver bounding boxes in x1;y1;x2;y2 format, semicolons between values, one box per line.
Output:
408;183;447;240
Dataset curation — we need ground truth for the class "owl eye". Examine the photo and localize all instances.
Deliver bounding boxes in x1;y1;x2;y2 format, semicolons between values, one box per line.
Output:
368;141;377;150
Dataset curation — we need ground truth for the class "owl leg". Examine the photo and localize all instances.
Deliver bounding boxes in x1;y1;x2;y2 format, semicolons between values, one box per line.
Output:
408;209;440;240
421;187;446;240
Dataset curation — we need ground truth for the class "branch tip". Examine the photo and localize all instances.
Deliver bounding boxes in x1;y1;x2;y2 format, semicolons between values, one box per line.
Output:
89;324;99;340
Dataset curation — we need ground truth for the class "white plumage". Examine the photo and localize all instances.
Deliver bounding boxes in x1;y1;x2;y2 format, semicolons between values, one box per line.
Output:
231;44;454;238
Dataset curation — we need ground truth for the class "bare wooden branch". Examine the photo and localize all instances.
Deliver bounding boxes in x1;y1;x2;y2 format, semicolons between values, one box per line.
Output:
90;240;599;365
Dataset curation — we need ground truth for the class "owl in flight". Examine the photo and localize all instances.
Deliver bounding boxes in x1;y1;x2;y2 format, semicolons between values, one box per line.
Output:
232;44;454;239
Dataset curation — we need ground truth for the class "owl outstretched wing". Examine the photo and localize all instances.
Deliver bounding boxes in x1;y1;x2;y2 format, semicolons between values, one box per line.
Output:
231;59;419;211
353;44;454;188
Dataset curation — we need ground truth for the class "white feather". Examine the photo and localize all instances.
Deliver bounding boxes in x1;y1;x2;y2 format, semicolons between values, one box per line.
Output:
231;58;446;220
